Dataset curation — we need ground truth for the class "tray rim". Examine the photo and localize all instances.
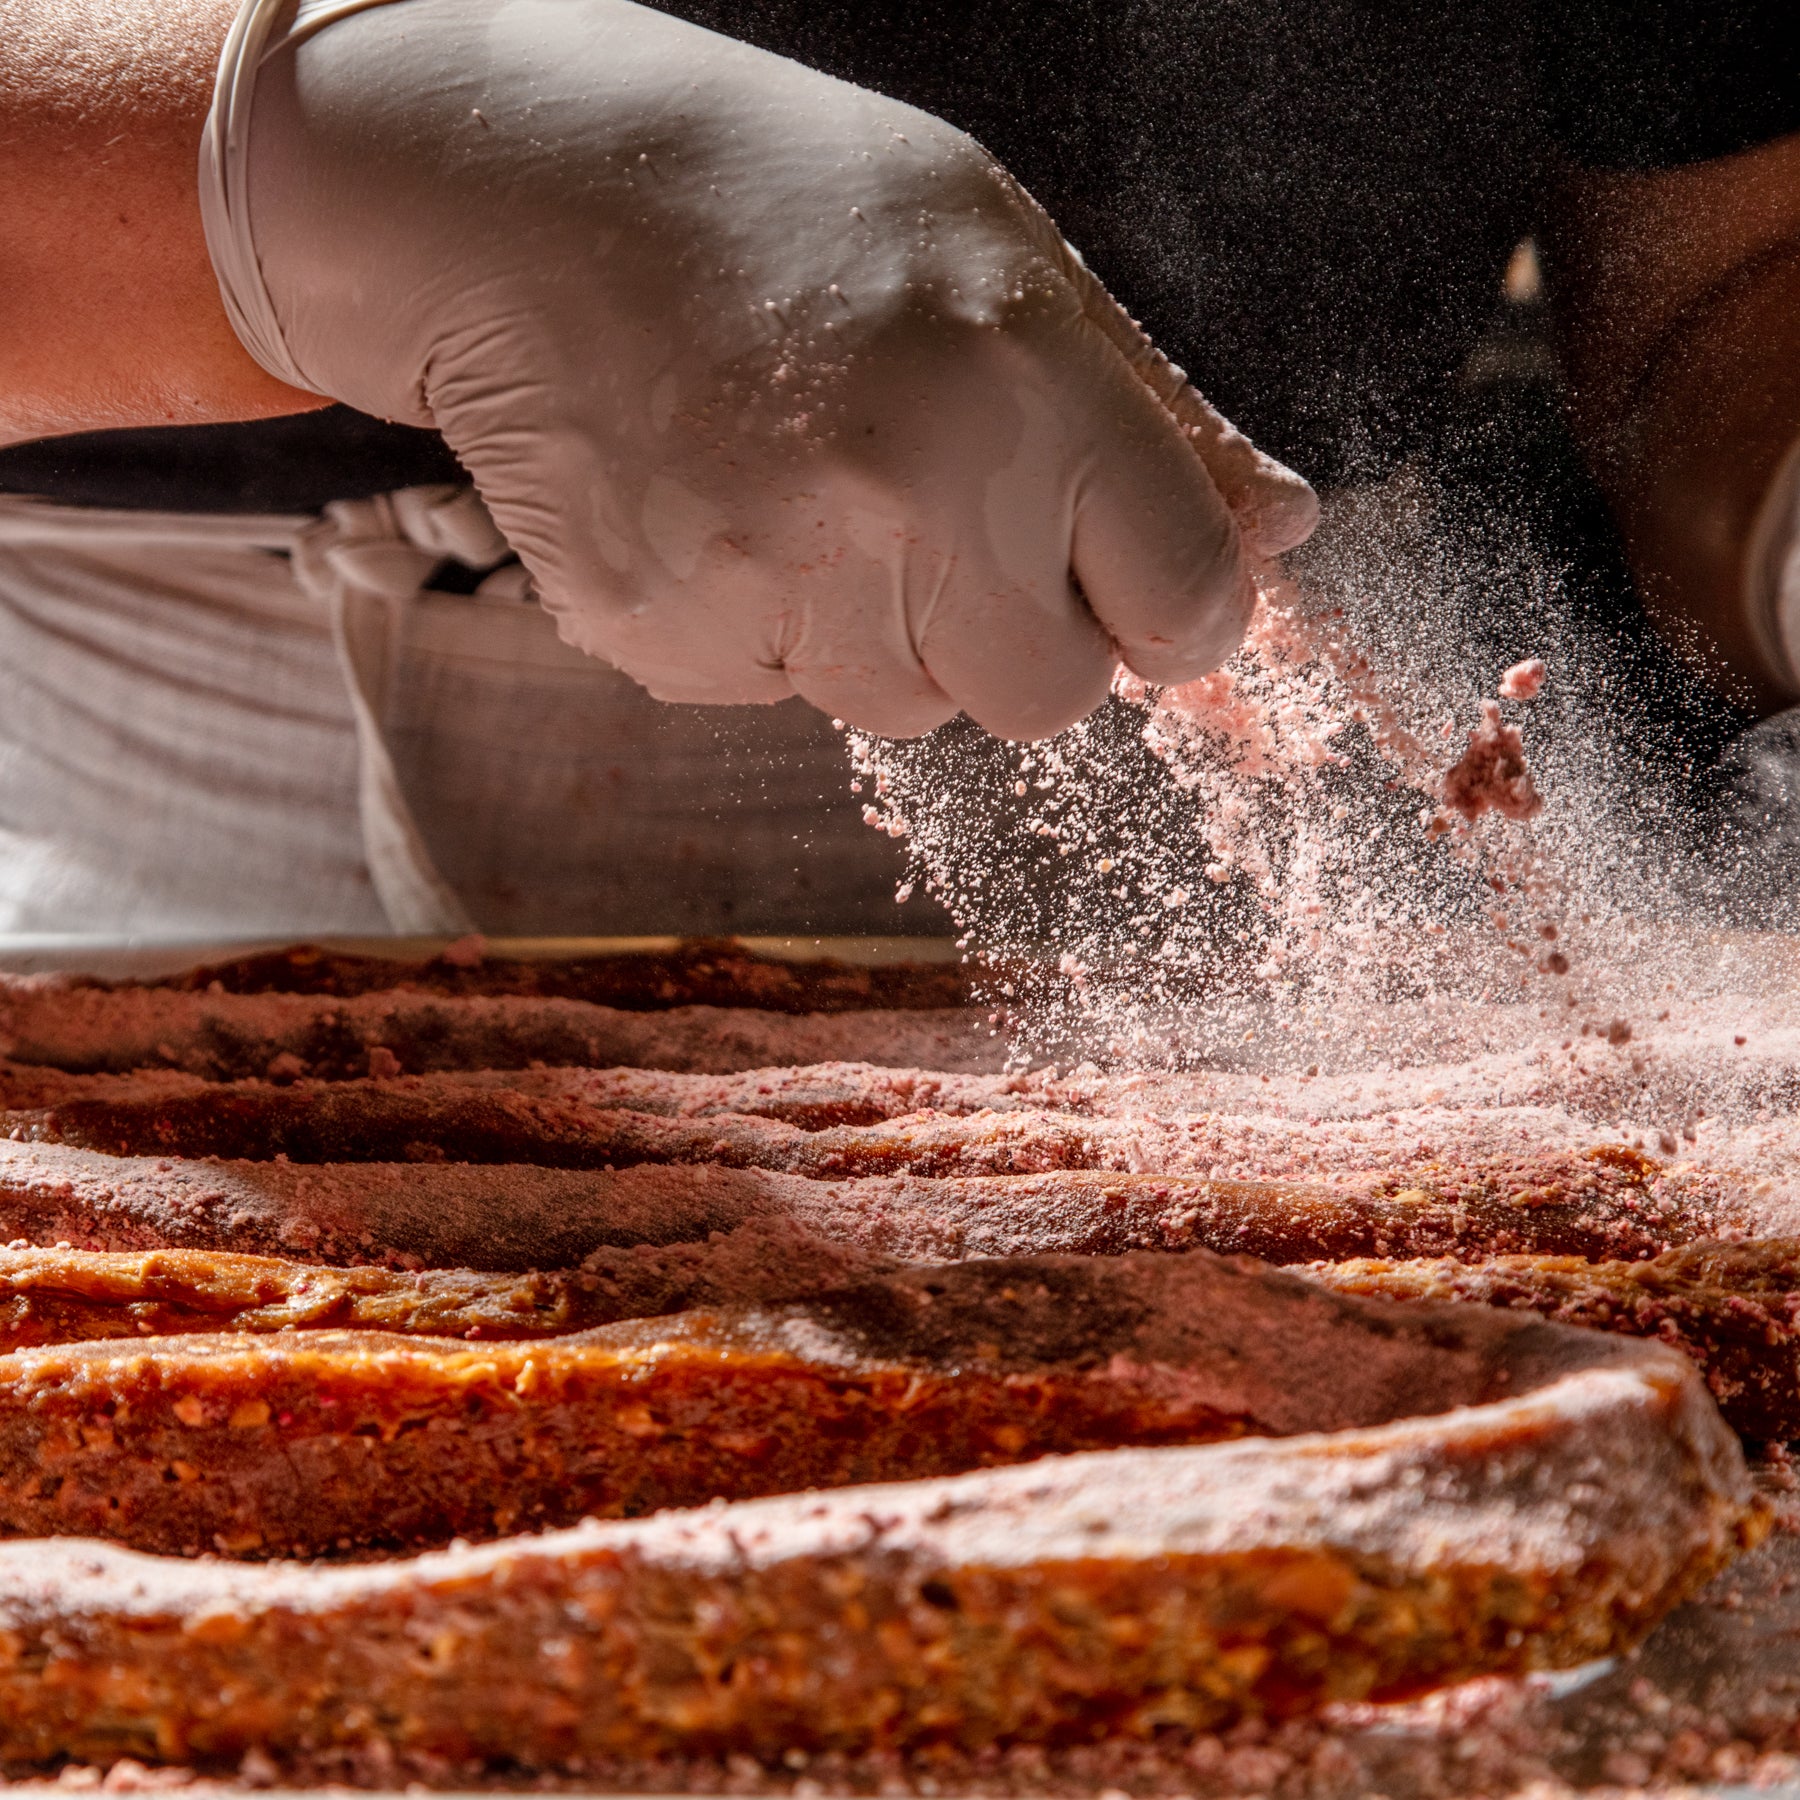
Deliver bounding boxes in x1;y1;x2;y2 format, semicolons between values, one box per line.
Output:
0;933;965;981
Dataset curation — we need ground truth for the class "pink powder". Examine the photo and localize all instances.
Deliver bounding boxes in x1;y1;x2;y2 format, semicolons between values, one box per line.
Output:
1442;699;1544;824
1499;658;1546;701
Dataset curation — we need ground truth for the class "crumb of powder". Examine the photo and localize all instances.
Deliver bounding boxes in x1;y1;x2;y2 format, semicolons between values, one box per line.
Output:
1499;658;1546;701
1443;699;1543;824
439;933;488;969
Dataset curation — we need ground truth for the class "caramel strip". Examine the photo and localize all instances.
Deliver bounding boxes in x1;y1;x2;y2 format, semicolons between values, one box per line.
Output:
0;1086;1729;1246
0;1058;1062;1138
0;987;999;1080
1307;1236;1800;1441
0;1234;874;1351
0;1249;1606;1558
0;1058;1027;1127
0;1327;1757;1766
14;1231;1800;1454
0;1139;1702;1270
0;1085;1137;1170
109;938;971;1012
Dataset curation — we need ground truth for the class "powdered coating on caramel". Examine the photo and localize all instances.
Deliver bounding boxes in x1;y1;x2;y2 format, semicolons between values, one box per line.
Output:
0;985;1000;1080
0;942;1785;1782
1308;1235;1800;1443
0;1137;1716;1272
104;939;972;1012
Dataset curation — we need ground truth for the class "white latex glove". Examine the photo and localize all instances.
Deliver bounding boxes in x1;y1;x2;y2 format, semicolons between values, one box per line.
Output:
203;0;1317;739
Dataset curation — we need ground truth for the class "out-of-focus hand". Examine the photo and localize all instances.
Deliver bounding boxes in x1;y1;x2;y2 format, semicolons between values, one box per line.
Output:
205;0;1316;738
1547;136;1800;713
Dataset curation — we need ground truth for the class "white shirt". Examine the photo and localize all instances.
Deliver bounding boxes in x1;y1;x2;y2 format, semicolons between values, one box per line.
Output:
0;489;914;937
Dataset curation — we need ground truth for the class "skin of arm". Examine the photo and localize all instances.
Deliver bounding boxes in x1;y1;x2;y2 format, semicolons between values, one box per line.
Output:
0;0;321;446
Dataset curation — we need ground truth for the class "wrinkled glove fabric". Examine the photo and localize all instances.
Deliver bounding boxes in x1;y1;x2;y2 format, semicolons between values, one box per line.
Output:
202;0;1316;739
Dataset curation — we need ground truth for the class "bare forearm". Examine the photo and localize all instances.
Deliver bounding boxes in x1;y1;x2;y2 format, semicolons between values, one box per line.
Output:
0;0;321;446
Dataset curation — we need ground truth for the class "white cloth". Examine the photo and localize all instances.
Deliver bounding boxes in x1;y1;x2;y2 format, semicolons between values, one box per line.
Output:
200;0;1316;743
0;491;909;937
0;487;497;934
290;486;510;932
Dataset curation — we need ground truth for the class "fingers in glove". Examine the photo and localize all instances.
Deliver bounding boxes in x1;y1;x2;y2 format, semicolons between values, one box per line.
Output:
1058;245;1319;558
758;521;963;738
779;528;1107;741
782;585;964;740
1047;320;1260;688
914;544;1119;743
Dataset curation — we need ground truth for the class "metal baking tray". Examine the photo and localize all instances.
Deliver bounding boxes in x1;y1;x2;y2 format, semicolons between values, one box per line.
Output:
0;933;964;981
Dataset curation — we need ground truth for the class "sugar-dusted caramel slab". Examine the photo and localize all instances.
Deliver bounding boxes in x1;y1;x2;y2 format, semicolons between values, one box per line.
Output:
0;1249;1593;1558
1309;1235;1800;1441
0;1329;1758;1766
0;1135;1710;1272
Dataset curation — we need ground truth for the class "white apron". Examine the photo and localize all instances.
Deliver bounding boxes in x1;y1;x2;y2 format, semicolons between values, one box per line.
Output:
0;488;909;937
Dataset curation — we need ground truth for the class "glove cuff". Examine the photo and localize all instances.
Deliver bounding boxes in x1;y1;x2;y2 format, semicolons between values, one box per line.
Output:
198;0;401;395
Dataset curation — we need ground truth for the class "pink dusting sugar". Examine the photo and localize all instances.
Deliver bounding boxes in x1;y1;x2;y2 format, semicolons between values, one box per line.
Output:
1442;698;1544;823
1499;657;1547;701
438;933;488;969
1119;577;1453;978
1125;575;1558;1010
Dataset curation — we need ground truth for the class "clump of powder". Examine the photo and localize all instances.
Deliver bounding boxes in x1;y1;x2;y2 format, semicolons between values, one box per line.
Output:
1441;698;1543;824
1499;657;1547;701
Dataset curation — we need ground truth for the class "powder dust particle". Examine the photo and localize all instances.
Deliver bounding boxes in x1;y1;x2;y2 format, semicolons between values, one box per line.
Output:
845;470;1782;1087
846;549;1570;1070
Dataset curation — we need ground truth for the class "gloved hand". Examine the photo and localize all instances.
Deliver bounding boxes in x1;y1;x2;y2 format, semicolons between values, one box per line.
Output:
202;0;1317;739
